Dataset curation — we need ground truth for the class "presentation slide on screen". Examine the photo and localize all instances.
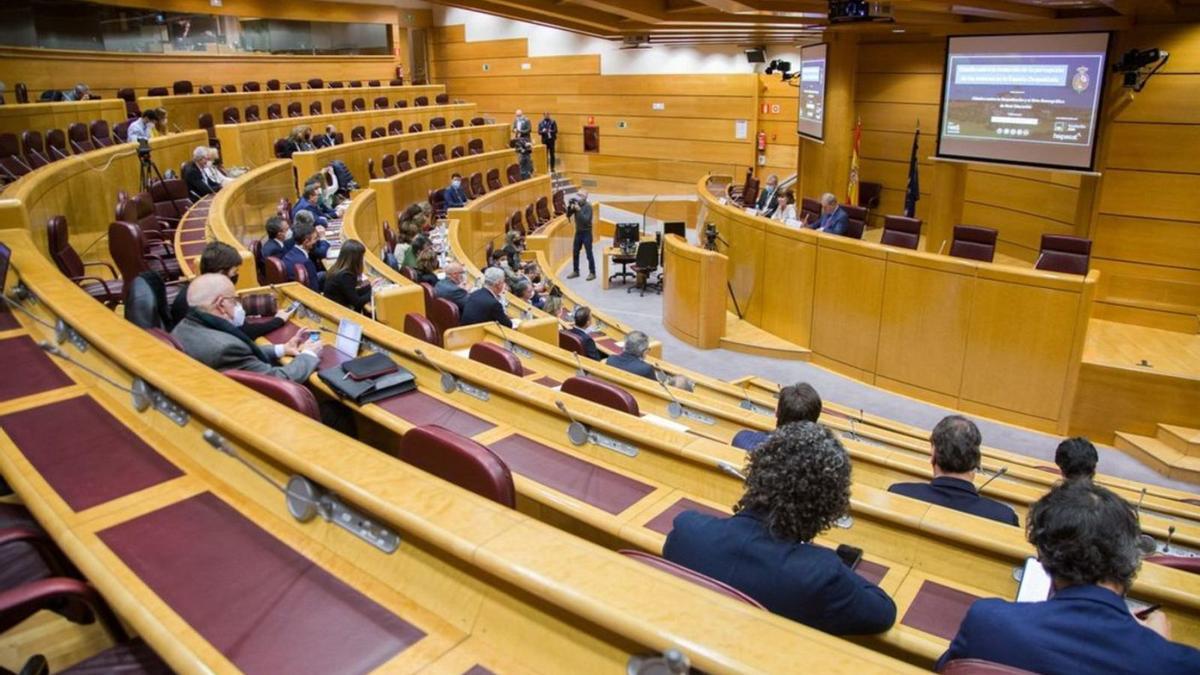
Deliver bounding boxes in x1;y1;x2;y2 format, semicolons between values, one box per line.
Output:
937;32;1109;170
797;43;827;140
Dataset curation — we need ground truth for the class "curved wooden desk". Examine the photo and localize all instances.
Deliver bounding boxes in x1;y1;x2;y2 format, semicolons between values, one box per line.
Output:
370;134;512;223
697;175;1098;434
662;233;728;349
338;187;426;326
0;99;127;141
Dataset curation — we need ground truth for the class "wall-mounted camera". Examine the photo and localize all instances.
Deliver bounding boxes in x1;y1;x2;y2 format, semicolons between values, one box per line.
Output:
1112;47;1169;92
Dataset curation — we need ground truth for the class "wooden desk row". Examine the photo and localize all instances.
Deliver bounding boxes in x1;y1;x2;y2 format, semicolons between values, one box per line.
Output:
219;102;482;172
696;175;1098;434
0;99;128;141
0;229;912;674
138;84;445;133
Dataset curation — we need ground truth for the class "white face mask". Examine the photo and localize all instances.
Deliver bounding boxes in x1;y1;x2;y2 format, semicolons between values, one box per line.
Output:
231;302;246;327
452;179;461;188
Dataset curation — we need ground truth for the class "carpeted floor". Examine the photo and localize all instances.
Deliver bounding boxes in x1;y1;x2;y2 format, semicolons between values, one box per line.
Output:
557;205;1197;494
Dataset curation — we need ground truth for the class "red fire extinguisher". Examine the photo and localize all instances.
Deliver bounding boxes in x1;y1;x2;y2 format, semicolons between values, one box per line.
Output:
757;130;767;151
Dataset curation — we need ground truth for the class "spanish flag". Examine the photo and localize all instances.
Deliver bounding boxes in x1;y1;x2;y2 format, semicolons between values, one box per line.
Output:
847;117;862;206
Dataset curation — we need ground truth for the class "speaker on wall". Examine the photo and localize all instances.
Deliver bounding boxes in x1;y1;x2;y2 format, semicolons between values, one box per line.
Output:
745;48;766;63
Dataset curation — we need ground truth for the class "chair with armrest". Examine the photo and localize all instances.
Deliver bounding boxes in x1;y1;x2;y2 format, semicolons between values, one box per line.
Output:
381;154;397;178
404;313;439;346
451;145;465;159
428;297;460;346
107;221;182;294
274;138;291;159
47;216;123;308
525;205;541;232
222;106;240;124
243;81;261;92
470;117;486;127
172;80;193;95
880;215;922;250
486;168;502;192
619;550;765;608
561;376;639;415
367;158;377;181
373;96;388;110
309;101;322;116
145;327;184;351
408;122;423;134
394;100;408;109
368;80;381;87
727;168;754;203
431;144;447;163
307;78;324;90
220;84;236;93
949;225;998;263
351;97;365;112
558;330;588;357
249;239;267;286
553;190;566;216
263;256;288;285
266;103;281;120
1035;234;1091;275
88;120;114;148
395;425;516;508
197;113;217;146
506;164;520;184
388;120;403;136
841;204;867;240
330;99;345;114
67;123;94;154
858;181;883;211
470;172;485;198
21;131;51;169
148;178;191;227
451;119;464;129
285;82;301;91
435;93;450;105
197;85;214;95
45;130;69;161
328;81;343;89
396;150;412;172
348;81;363;88
800;197;821;223
146;87;168;97
390;78;403;86
266;79;281;91
628;240;661;296
116;88;139;118
430;117;446;130
224;370;320;420
414;148;429;167
536;197;552;223
467;138;484;155
738;177;759;208
244;104;260;122
0;134;31;182
413;96;429;107
429;189;447;219
287;102;303;118
469;342;524;377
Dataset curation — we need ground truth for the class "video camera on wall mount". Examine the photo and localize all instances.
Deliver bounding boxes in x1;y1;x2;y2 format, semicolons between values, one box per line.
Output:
1112;47;1169;92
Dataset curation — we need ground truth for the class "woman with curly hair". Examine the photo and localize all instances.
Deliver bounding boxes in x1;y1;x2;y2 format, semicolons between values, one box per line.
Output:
937;480;1200;674
663;422;896;635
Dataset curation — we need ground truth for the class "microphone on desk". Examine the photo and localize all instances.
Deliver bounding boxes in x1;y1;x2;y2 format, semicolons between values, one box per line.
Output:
717;461;746;482
1135;487;1148;521
171;122;184;134
977;466;1008;492
572;350;586;377
555;400;590;446
655;375;685;419
414;348;458;394
494;320;516;352
938;239;947;255
1164;526;1176;553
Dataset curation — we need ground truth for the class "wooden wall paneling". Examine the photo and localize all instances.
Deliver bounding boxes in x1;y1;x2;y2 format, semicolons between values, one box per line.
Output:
1091;213;1200;270
0;100;128;141
435;55;602;79
810;237;888;374
1090;258;1200;314
1098;170;1200;224
432;38;530;62
438;73;757;98
714;208;766;325
757;75;799;177
1071;365;1200;443
759;226;818;347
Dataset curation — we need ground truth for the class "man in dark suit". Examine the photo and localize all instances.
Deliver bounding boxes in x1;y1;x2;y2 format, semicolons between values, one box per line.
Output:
665;422;896;636
605;330;656;380
261;216;292;259
888;415;1019;526
538;112;558;172
731;382;822;451
938;481;1200;674
434;262;470;314
183;146;221;198
461;267;512;327
811;192;849;236
281;220;323;292
291;182;332;227
755;174;779;215
567;306;603;361
444;173;469;208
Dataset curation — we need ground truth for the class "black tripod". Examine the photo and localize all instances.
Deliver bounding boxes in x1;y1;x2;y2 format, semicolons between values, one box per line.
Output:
137;141;167;194
703;225;744;320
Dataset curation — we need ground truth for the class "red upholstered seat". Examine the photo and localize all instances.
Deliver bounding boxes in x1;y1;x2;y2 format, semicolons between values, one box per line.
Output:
486;168;502;192
88;120;113;148
244;104;260;122
367;158;377;180
67;123;94;154
308;101;322;116
266;103;281;120
939;659;1039;674
470;172;485;197
431;143;446;162
451;119;464;128
197;85;214;94
373;96;389;110
396;150;412;172
307;78;324;89
414;148;429;167
224;370;320;420
351;126;366;142
561;376;639;415
536;197;553;224
222;106;240;124
388;120;403;136
429;188;447;219
371;127;386;139
403;313;438;345
108;222;179;293
266;79;280;90
469;342;524;376
21;130;52;169
800;197;821;223
0;133;32;182
841;204;867;239
467;138;484;155
263;256;288;285
244;81;261;92
949;225;998;263
146;87;168;96
396;425;516;508
172;80;193;95
1035;234;1091;275
558;330;587;357
435;93;450;105
144;327;183;351
413;96;429;107
48;216;123;308
737;176;759;208
881;215;922;249
381;154;397;178
148;179;191;226
506;164;520;184
331;99;345;114
287;101;302;118
274;138;291;158
619;550;764;608
451;145;465;159
116;88;139;117
351;97;365;112
1146;554;1200;575
428;297;460;346
553;190;566;216
394;99;408;109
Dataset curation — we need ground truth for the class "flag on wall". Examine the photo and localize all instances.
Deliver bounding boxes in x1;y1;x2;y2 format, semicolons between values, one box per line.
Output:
847;118;862;206
904;122;921;218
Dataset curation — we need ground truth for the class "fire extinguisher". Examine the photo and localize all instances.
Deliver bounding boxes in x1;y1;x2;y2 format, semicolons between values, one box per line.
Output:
757;130;767;151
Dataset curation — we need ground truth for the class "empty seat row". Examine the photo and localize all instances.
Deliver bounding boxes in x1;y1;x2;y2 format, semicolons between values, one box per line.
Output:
366;139;483;180
871;217;1092;274
0;120;132;183
167;78;429;95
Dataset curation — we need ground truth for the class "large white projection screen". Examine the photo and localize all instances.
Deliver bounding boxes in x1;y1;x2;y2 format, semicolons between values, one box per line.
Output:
936;32;1110;171
797;43;828;140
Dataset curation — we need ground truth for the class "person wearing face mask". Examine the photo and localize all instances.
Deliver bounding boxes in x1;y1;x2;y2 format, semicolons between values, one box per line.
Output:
512;109;531;141
444;173;469;208
171;274;320;383
756;174;780;216
281;220;325;291
168;242;295;338
261;216;293;259
183;145;221;198
565;190;595;280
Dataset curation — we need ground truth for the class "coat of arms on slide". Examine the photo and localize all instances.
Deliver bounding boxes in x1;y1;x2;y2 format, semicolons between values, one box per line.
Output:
1071;66;1091;94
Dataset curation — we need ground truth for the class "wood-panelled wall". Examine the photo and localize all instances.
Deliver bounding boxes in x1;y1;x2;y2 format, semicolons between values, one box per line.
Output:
430;24;757;196
1089;24;1200;333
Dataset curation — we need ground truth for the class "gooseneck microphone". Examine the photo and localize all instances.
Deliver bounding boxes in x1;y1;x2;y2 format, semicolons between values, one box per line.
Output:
977;466;1008;492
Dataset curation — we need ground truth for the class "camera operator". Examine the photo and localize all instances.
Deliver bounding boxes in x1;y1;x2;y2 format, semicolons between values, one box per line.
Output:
512;137;534;180
566;191;595;281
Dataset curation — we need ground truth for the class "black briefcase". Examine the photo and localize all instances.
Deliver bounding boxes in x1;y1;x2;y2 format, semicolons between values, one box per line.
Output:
318;353;415;405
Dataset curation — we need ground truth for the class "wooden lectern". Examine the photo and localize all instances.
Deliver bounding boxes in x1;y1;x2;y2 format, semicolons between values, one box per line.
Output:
662;233;728;349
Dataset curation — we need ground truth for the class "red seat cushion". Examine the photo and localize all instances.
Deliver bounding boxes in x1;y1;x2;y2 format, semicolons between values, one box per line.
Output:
468;342;524;377
397;425;515;507
561;376;639;416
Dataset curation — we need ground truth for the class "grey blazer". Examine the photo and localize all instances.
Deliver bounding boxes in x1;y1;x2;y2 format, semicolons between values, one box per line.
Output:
171;315;318;383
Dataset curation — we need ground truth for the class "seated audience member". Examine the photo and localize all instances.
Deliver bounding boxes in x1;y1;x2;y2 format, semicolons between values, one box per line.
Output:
566;306;603;361
542;290;563;318
323;240;373;313
261;216;292;259
665;422;897;635
809;192;848;236
461;267;512;327
414;246;440;286
435;262;470;313
319;125;339;148
61;83;93;101
150;107;170;138
402;234;429;272
756;174;780;215
501;230;523;270
126;108;161;144
938;480;1200;674
291;210;330;262
184;146;221;197
888;415;1019;526
172;274;320;383
292;182;332;227
444;173;469;208
169;242;292;338
771;191;799;225
1055;436;1098;482
203;147;233;188
284;125;316;158
732;382;822;451
281;220;324;291
606;331;656;380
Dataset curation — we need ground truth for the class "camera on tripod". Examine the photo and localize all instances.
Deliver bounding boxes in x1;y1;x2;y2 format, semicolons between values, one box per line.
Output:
703;223;720;251
137;138;152;161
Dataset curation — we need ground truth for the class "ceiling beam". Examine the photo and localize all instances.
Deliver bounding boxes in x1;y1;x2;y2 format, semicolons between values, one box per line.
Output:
438;0;621;37
563;0;669;23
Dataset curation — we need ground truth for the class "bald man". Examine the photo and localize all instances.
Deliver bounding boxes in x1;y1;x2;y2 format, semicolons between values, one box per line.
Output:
171;274;321;383
512;109;531;141
434;261;470;313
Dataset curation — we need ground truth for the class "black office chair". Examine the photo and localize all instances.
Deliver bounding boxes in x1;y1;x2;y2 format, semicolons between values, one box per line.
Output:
628;239;661;296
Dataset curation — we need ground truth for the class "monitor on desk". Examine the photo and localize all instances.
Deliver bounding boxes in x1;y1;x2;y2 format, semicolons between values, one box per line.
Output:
614;222;640;252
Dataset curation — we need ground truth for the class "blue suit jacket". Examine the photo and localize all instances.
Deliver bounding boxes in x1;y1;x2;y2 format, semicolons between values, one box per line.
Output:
568;326;603;361
888;476;1019;526
605;352;656;380
444;184;469;208
460;288;511;327
937;585;1200;674
664;510;896;635
732;429;770;451
281;245;321;291
261;238;293;259
816;206;849;236
291;198;330;226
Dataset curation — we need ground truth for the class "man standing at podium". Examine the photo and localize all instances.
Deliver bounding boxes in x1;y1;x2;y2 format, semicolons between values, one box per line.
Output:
566;191;596;281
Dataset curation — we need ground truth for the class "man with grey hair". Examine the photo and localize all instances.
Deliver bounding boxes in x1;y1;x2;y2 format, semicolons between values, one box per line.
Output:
812;192;848;236
461;266;512;327
756;174;780;215
291;209;330;261
434;261;470;313
171;273;321;383
605;330;656;380
61;83;92;101
566;190;595;281
183;145;220;198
